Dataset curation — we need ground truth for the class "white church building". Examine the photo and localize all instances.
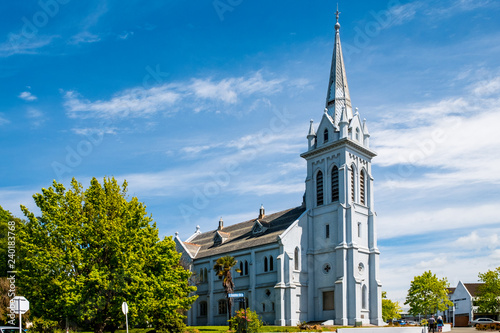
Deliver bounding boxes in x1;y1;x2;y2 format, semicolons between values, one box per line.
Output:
175;12;383;327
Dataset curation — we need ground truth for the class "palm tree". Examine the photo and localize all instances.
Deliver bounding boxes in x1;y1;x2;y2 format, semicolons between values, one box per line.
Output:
213;255;241;325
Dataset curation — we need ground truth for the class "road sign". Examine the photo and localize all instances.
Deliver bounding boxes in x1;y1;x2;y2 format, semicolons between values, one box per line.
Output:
122;302;129;315
228;293;244;298
12;296;29;314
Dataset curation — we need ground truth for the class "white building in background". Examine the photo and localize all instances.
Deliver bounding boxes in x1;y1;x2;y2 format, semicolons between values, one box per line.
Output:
175;12;384;327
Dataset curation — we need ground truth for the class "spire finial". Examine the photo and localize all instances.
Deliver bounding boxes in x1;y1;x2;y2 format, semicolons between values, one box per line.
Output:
335;4;341;30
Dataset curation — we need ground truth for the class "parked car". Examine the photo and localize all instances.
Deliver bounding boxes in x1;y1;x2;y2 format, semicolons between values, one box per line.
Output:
407;321;420;326
469;318;500;327
0;327;21;333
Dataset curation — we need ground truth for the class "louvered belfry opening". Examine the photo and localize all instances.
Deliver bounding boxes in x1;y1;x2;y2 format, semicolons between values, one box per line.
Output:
316;170;324;206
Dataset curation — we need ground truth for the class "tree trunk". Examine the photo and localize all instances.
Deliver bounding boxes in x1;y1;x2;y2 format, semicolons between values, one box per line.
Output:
228;297;234;329
94;322;106;333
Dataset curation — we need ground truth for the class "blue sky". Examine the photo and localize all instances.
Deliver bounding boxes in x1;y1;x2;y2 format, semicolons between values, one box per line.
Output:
1;0;500;306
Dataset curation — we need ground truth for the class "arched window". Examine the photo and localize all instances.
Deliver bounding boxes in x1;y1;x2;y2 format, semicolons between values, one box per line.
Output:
358;222;362;238
264;257;268;272
331;165;339;202
294;247;300;270
360;169;366;205
199;269;203;282
269;256;274;271
362;285;368;309
324;128;329;143
351;166;356;202
204;268;208;281
239;262;243;276
316;170;324;206
244;261;248;275
356;127;360;141
199;301;207;316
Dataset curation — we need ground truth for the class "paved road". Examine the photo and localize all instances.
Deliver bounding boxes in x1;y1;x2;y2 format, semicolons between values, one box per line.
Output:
450;327;477;333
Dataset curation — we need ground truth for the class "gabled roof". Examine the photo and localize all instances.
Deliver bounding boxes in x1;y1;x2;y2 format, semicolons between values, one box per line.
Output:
464;283;483;297
183;206;306;260
447;287;456;295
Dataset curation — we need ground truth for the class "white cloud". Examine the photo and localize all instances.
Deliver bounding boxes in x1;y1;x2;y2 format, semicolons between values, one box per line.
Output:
68;31;101;45
379;202;500;240
0;35;57;57
374;76;500;191
26;107;45;127
18;91;37;101
0;113;10;125
63;72;293;119
454;231;499;250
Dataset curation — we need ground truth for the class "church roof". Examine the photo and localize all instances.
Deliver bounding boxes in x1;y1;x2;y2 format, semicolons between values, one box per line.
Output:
183;206;306;260
325;9;352;126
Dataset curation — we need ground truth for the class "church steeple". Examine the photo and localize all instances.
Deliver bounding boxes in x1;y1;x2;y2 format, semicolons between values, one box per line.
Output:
325;8;352;127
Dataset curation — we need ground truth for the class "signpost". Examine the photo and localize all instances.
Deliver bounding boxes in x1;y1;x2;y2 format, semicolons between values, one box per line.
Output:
12;296;29;333
228;293;246;332
122;302;129;333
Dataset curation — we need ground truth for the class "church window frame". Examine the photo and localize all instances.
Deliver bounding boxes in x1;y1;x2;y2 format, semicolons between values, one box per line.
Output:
360;169;366;205
358;222;362;238
264;256;268;272
323;128;329;143
331;165;339;202
323;290;335;311
316;170;324;206
350;164;358;203
244;260;249;276
269;256;274;271
362;285;368;310
199;301;207;317
294;247;300;271
356;127;360;141
239;262;243;276
325;224;330;238
218;299;228;315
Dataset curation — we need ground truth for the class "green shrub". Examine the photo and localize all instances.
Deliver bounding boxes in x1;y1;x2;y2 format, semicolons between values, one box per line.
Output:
31;317;60;333
228;308;263;333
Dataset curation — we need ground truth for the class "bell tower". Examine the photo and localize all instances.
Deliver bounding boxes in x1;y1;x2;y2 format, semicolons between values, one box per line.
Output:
300;10;383;326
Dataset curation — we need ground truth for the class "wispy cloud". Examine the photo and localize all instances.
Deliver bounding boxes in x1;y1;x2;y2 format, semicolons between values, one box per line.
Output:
0;35;57;57
373;76;500;190
26;107;45;127
18;91;37;101
68;31;101;45
63;72;295;119
0;113;10;125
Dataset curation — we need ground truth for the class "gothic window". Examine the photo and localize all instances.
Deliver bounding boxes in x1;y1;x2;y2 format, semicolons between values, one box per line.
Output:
358;222;362;238
199;301;207;316
323;291;335;310
356;127;360;141
331;165;339;202
218;299;227;314
269;256;274;271
264;257;268;272
204;268;208;282
325;224;330;238
360;169;366;205
239;262;243;276
272;302;275;311
199;269;203;282
324;128;329;143
244;261;248;275
265;289;271;297
262;303;266;312
362;285;368;309
351;166;356;202
316;170;324;206
294;247;300;270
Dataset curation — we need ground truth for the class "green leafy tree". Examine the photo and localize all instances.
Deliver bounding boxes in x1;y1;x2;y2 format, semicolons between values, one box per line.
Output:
213;256;240;325
476;267;500;316
405;271;453;317
382;291;402;322
18;177;196;333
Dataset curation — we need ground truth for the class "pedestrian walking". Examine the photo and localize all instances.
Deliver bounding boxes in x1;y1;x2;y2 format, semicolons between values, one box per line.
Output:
437;316;444;332
428;315;437;333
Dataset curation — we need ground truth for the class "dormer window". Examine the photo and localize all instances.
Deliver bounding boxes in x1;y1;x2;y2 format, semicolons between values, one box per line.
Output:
323;129;329;143
213;230;229;245
252;220;267;235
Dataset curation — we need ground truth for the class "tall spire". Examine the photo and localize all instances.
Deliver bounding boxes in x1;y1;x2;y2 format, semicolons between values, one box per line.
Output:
325;8;352;127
